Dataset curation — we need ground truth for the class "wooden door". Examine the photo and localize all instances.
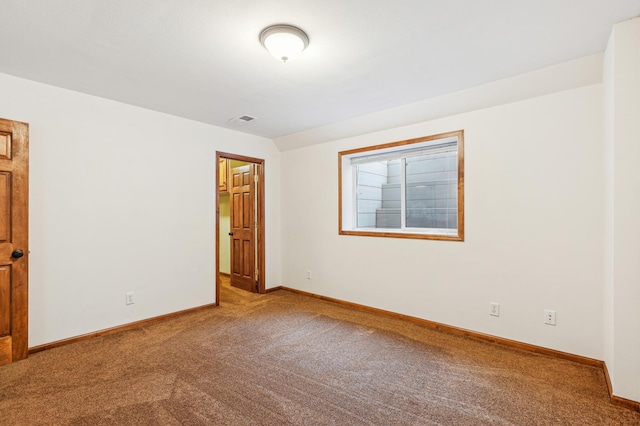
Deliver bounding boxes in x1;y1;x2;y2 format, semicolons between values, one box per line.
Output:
229;164;257;293
0;118;29;366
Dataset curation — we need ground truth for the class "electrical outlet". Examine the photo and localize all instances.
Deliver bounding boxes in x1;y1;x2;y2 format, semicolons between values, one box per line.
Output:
125;292;134;305
544;309;556;326
489;302;500;317
306;270;312;280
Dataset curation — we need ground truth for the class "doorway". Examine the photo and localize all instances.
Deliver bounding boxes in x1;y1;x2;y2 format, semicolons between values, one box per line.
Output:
216;152;265;304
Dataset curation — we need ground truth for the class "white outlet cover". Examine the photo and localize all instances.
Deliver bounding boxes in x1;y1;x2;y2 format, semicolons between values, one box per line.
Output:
490;302;500;317
544;309;556;325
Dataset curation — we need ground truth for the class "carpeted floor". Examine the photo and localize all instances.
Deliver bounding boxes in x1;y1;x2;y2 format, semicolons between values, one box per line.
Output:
1;278;638;425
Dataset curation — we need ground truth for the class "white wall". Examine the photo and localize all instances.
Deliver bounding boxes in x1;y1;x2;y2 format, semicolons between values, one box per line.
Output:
0;73;281;347
281;83;604;359
603;17;640;402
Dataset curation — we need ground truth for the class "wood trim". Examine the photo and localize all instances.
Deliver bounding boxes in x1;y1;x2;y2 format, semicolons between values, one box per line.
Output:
339;130;465;157
265;286;283;293
611;394;640;413
338;230;463;241
457;131;465;241
277;286;603;367
603;361;614;399
215;154;221;306
258;162;266;294
218;272;230;277
28;303;217;354
337;149;343;235
338;130;464;242
603;362;640;413
215;151;266;298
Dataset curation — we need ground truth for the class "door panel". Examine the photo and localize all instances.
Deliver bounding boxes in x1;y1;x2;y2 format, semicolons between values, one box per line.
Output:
229;164;256;292
0;132;12;160
232;193;242;228
0;173;10;241
243;193;251;225
0;118;29;366
232;238;241;278
242;240;252;277
0;266;10;336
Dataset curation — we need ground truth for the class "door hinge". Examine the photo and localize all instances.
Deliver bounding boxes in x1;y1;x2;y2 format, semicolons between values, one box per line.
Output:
254;174;259;182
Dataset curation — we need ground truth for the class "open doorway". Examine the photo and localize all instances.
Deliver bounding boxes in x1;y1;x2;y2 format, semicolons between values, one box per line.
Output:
216;152;265;304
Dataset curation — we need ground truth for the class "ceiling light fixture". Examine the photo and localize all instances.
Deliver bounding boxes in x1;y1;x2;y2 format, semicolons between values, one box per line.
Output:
259;24;309;63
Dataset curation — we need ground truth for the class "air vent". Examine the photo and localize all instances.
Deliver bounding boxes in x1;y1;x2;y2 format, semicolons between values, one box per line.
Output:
229;115;257;125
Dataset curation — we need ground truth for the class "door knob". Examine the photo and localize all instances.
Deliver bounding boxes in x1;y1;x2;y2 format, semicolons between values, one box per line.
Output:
228;232;234;236
12;249;24;259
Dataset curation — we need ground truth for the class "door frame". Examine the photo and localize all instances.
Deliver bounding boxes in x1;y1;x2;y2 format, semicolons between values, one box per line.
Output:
215;151;265;303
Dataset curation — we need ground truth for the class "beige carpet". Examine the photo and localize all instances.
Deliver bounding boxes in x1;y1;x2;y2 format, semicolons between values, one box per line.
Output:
0;278;638;425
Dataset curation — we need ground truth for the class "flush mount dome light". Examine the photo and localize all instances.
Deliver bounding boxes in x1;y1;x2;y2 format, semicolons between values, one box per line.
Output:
260;24;309;63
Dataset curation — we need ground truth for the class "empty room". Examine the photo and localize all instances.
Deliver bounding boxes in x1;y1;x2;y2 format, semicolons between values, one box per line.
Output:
1;1;639;424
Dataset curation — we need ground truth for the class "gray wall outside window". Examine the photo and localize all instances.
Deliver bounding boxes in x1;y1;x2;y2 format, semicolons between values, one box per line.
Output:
356;152;457;229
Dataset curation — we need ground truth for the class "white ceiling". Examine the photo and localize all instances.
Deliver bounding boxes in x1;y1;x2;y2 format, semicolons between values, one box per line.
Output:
1;1;639;147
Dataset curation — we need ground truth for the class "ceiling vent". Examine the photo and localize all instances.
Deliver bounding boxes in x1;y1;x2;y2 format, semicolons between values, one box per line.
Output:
229;115;257;125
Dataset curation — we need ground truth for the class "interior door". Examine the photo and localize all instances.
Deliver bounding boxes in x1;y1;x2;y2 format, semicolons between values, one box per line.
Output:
0;118;29;366
229;164;257;292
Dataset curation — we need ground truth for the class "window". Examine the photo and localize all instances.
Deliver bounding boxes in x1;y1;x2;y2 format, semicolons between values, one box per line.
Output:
339;130;464;241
